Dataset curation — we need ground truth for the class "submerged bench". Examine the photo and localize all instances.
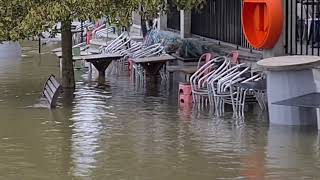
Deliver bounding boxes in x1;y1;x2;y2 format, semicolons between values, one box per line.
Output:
43;75;62;108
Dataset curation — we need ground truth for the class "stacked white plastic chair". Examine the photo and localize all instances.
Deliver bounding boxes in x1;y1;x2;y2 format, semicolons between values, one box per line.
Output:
95;26;115;39
116;41;143;70
230;73;266;119
213;64;250;116
100;32;132;74
190;56;228;106
130;43;165;84
102;32;131;54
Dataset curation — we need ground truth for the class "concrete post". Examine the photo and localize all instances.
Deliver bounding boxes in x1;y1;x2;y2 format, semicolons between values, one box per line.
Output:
262;0;287;58
159;0;167;31
132;11;141;26
159;14;168;31
180;10;192;39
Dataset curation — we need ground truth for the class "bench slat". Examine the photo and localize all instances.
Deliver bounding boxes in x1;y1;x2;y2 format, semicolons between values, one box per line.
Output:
49;76;60;88
47;80;58;93
44;90;53;105
44;86;55;99
44;87;54;100
51;86;62;108
42;75;61;108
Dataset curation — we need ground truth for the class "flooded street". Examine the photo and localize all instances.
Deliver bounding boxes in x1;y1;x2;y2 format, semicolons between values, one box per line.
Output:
0;41;320;179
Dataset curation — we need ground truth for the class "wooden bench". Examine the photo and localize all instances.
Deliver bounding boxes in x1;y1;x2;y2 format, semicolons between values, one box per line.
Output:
43;75;62;108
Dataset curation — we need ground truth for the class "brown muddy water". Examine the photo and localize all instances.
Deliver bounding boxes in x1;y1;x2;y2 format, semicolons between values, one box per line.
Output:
0;41;319;180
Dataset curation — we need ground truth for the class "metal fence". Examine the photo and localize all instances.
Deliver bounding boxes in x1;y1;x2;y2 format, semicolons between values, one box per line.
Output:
285;0;320;55
167;0;254;50
191;0;254;50
167;1;180;31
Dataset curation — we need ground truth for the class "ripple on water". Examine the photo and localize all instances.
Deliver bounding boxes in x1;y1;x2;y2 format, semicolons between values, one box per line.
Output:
1;44;320;179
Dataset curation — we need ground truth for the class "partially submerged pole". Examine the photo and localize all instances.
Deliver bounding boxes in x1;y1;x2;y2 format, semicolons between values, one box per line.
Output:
38;35;41;54
81;21;84;43
61;19;76;89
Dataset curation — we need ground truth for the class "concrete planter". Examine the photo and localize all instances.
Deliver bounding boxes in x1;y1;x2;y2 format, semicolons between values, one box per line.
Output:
171;54;199;66
0;41;22;59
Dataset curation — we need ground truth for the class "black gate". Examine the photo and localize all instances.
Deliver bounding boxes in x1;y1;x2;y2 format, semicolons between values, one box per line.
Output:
285;0;320;55
191;0;253;49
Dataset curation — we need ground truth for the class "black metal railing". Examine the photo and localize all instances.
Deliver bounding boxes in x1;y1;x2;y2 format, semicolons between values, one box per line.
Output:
167;1;180;31
286;0;320;55
191;0;254;50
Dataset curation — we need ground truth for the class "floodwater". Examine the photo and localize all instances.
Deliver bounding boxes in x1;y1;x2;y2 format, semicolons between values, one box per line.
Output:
0;41;320;180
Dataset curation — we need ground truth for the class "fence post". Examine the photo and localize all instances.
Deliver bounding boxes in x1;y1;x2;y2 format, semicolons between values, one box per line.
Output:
159;0;168;31
38;35;41;54
159;14;168;31
180;10;192;39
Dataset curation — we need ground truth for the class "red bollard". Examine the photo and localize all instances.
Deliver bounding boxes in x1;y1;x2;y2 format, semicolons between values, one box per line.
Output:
178;82;193;104
86;30;92;45
128;58;133;71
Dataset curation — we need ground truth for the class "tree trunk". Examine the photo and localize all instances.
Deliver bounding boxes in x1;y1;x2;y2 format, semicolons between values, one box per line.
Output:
61;20;75;89
141;17;148;38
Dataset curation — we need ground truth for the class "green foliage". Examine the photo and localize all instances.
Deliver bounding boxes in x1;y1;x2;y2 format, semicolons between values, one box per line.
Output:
174;0;206;10
0;0;206;41
0;0;30;41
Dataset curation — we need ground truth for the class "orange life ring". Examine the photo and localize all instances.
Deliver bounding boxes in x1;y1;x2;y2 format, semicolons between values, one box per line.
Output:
242;0;284;49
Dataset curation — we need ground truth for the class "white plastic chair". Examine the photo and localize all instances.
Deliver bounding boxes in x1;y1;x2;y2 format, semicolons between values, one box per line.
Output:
211;64;250;116
103;32;131;53
231;73;266;119
130;44;165;83
190;56;229;105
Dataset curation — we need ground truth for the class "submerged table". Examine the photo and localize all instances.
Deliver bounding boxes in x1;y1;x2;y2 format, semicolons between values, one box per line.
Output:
54;51;91;59
54;51;92;75
257;56;320;126
52;46;88;53
131;54;176;79
75;53;123;82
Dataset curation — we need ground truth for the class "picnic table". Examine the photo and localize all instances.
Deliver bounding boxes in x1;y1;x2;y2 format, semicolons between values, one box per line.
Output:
75;53;123;82
131;54;176;79
54;51;123;83
54;51;92;74
54;51;91;60
51;45;88;53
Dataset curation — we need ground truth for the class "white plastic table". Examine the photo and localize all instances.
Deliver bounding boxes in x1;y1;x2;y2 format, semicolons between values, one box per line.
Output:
257;56;320;126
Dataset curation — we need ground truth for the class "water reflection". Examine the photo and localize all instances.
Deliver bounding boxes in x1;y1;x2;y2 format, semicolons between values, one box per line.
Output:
68;83;113;177
266;126;320;179
1;41;320;179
